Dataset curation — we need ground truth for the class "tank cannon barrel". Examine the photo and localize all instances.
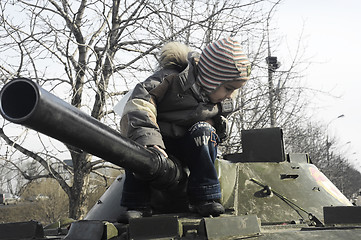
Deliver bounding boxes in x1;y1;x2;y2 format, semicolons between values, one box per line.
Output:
0;78;182;189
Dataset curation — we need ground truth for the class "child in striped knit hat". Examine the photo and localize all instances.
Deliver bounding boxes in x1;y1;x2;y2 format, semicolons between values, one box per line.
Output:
197;37;251;103
120;37;251;221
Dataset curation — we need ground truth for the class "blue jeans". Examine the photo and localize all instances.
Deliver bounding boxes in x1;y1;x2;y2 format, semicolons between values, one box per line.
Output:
121;121;221;209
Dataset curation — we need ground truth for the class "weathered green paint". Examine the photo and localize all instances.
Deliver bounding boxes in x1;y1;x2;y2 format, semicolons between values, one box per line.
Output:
217;157;352;225
200;215;261;240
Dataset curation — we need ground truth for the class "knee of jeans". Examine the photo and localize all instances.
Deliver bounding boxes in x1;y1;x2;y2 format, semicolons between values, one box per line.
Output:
189;121;216;137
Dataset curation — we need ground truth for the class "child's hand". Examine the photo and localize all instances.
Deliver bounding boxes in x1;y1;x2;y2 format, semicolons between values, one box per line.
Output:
148;145;168;158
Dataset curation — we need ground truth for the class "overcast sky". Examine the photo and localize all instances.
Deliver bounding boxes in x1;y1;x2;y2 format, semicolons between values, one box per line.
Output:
276;0;361;171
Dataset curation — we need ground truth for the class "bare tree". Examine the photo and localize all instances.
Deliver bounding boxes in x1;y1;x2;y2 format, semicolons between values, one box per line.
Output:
0;0;272;219
1;0;357;220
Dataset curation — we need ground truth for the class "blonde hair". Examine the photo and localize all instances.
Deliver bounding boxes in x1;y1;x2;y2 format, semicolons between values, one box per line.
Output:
158;42;191;70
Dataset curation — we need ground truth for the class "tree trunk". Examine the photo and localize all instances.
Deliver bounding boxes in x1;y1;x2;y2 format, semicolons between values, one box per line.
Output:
68;150;92;219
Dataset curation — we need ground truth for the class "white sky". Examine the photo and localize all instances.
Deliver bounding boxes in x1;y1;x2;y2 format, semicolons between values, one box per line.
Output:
277;0;361;171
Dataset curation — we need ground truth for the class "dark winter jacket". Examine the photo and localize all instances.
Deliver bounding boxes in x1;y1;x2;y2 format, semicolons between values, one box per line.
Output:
120;52;221;149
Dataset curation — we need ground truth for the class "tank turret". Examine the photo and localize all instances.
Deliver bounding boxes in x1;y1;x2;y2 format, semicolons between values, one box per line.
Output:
1;78;361;240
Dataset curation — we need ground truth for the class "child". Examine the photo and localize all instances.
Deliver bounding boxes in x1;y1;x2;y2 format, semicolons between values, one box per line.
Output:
120;37;251;219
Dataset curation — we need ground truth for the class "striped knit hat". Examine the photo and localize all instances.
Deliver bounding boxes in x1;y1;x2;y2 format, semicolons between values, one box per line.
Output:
197;37;251;93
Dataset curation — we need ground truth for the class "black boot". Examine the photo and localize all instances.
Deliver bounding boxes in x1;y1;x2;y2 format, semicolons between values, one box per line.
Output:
189;200;225;217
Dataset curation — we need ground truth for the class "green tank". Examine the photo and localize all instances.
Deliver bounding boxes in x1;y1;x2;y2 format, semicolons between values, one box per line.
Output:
0;78;360;240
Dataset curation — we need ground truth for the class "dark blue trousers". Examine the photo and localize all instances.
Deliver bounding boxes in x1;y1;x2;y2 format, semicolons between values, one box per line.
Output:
121;121;221;208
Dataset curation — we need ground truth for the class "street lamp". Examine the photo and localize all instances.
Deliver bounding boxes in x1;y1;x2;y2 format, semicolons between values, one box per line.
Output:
266;56;281;127
326;114;345;163
326;114;345;128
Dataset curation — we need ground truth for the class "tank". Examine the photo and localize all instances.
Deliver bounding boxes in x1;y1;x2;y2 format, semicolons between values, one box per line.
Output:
0;78;361;240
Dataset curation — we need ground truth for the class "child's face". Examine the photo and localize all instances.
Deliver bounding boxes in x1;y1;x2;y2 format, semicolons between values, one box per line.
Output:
208;80;246;103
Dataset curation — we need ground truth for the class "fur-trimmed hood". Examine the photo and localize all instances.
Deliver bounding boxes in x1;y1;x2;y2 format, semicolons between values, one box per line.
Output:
158;42;193;71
